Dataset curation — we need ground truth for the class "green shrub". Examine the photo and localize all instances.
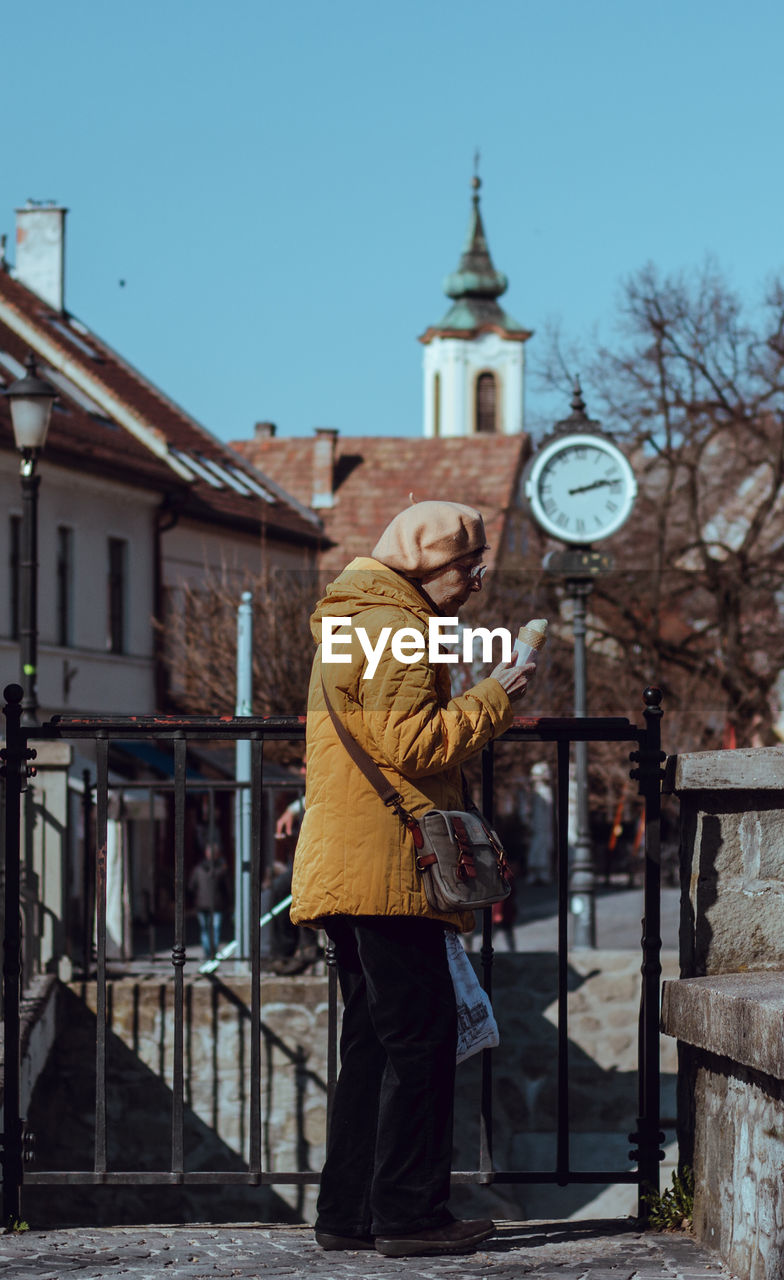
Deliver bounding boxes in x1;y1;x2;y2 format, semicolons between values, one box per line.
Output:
4;1218;29;1234
644;1166;695;1230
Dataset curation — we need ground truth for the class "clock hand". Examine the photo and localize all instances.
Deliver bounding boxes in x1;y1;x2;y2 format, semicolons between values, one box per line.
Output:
568;478;616;495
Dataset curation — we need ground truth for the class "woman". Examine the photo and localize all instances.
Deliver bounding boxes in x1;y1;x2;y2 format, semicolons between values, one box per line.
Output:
291;500;534;1258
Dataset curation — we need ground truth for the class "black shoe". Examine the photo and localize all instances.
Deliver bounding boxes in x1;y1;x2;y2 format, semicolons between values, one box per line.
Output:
314;1230;375;1250
375;1218;495;1257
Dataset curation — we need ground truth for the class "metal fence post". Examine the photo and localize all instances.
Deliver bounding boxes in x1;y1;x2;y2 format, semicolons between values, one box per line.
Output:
81;768;93;979
2;684;27;1224
630;686;665;1219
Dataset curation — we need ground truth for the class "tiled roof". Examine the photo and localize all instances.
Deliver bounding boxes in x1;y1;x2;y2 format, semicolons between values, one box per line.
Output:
0;270;322;547
232;432;530;572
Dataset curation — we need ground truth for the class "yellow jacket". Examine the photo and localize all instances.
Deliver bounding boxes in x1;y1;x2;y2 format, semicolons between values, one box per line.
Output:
290;558;513;932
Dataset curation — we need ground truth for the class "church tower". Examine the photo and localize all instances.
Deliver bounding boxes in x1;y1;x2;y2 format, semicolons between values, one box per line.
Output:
419;174;531;437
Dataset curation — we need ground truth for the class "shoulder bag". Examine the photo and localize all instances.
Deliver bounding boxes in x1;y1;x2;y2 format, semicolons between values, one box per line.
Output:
321;679;512;913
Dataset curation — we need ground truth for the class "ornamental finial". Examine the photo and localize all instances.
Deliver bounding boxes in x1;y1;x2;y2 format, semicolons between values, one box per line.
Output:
472;149;481;197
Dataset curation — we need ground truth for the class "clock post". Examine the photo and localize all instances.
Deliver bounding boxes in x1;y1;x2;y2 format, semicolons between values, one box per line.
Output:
545;549;612;947
525;380;637;947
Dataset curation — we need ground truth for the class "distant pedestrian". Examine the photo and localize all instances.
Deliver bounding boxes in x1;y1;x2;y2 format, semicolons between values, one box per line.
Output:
265;787;319;974
189;844;229;958
527;761;554;885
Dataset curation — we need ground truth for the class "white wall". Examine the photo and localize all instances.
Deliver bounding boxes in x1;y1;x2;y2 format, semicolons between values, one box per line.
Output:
161;516;309;589
423;331;525;437
0;453;157;716
0;452;318;718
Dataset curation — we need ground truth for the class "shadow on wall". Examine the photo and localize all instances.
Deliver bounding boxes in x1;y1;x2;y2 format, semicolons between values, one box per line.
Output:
679;807;721;979
676;806;721;1175
24;955;674;1227
23;983;311;1227
451;952;677;1222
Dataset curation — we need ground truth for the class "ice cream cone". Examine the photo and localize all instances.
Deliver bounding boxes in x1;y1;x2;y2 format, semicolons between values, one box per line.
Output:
514;618;548;666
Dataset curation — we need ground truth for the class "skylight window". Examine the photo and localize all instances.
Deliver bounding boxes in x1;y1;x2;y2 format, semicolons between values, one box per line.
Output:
0;352;27;379
196;455;253;494
168;448;223;487
42;367;109;417
48;318;101;360
229;467;274;502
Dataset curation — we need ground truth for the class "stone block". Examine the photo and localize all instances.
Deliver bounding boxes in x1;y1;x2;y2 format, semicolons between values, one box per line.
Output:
692;1060;784;1280
663;973;784;1280
698;886;784;974
661;972;784;1079
671;744;784;791
675;755;784;974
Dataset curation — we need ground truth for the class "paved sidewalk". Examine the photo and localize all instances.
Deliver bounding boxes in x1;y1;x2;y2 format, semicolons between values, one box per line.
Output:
0;1221;738;1279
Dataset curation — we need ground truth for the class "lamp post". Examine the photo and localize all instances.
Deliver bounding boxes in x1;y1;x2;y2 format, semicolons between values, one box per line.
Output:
4;352;57;726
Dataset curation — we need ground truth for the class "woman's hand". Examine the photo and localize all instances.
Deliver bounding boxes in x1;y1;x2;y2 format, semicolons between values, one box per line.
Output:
489;660;537;703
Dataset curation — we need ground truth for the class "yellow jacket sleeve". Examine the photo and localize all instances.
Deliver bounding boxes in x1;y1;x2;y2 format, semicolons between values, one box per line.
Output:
358;631;513;778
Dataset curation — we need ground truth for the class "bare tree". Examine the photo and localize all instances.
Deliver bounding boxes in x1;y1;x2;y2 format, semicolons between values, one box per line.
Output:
539;260;784;749
162;565;326;761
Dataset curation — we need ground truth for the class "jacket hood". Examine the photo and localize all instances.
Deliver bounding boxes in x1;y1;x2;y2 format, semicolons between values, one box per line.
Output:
309;557;432;642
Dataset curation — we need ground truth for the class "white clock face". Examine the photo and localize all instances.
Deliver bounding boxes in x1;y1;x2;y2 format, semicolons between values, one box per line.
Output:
525;432;637;544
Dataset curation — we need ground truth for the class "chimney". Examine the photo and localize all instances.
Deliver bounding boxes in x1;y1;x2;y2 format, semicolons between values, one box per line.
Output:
15;201;68;311
312;428;339;509
254;421;277;439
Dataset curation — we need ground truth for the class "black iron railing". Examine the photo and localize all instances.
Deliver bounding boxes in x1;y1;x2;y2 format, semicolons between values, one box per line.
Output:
1;683;665;1223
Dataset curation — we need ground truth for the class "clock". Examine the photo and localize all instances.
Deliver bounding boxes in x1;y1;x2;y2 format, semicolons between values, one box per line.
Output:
525;432;637;545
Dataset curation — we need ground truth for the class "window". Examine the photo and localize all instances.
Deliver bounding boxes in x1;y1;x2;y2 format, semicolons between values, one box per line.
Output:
433;372;441;437
9;514;20;640
475;372;497;434
56;526;73;647
107;537;127;654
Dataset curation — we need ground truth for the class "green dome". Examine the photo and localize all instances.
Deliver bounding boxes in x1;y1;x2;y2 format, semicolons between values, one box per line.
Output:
443;180;508;300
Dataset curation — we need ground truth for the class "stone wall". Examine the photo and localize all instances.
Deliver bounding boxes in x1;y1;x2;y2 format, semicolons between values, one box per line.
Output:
663;746;784;1280
672;744;784;977
24;947;677;1227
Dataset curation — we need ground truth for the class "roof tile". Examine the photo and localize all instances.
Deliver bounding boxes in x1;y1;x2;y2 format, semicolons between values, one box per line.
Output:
233;433;530;571
0;271;321;546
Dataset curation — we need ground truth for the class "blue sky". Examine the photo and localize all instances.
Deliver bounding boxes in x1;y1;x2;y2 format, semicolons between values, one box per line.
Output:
2;0;783;443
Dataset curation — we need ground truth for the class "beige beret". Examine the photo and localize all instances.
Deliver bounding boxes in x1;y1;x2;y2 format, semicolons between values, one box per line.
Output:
372;501;488;576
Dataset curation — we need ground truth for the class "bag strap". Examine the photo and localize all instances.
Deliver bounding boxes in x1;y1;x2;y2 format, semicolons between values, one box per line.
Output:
320;677;411;817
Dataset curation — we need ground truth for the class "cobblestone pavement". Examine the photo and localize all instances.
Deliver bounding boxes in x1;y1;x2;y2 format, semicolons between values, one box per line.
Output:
0;1221;739;1279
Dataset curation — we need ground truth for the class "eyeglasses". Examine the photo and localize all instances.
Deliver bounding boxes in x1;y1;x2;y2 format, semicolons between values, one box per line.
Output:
468;563;487;582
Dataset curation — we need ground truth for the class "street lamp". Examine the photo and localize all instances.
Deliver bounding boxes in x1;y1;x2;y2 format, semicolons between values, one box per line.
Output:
4;352;57;725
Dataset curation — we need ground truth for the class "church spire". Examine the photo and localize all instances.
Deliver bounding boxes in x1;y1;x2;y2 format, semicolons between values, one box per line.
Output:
422;171;527;338
443;171;508;302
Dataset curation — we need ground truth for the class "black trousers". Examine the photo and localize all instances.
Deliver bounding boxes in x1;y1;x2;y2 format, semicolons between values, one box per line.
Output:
315;915;458;1238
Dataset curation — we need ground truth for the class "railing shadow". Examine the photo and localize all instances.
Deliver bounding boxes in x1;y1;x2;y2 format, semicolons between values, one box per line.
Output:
23;981;321;1227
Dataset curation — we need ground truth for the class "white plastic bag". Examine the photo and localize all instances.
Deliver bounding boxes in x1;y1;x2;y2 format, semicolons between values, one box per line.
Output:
445;930;500;1064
